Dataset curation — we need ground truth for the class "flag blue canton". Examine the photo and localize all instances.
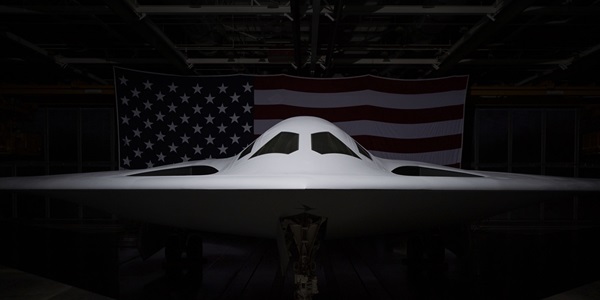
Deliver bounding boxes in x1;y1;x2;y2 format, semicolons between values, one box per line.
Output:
114;68;255;169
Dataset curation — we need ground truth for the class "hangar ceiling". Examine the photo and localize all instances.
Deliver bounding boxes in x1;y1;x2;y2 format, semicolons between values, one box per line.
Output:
1;0;600;87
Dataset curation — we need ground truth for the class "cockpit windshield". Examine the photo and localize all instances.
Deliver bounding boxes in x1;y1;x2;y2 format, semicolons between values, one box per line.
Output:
311;132;359;158
355;141;372;160
250;131;299;158
238;141;255;159
241;130;368;160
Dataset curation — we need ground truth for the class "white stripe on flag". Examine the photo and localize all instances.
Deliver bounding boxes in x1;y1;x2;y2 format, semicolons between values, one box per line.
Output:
372;149;462;165
255;89;466;109
254;119;463;139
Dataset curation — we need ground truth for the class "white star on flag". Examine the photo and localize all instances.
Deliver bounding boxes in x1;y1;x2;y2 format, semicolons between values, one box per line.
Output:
132;108;141;117
218;145;228;154
218;83;228;93
121;96;130;105
217;123;227;133
205;94;215;103
205;114;214;124
131;88;140;98
193;84;203;93
180;114;190;123
192;124;202;133
157;153;166;162
180;93;190;103
144;119;153;129
193;145;203;154
193;104;202;114
243;82;252;92
205;135;215;144
133;129;142;137
181;134;190;144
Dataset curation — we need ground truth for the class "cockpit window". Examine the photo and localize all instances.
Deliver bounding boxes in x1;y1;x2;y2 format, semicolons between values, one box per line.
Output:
355;141;372;160
237;141;255;159
250;131;299;158
311;132;359;158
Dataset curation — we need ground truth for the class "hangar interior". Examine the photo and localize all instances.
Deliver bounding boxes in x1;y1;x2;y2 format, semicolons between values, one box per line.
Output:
1;1;600;299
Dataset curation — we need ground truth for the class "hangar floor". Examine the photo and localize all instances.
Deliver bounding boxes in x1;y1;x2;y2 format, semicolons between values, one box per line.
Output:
1;221;600;300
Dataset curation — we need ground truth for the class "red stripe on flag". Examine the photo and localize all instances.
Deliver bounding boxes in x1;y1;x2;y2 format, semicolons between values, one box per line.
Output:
354;134;463;154
253;105;464;124
254;75;468;94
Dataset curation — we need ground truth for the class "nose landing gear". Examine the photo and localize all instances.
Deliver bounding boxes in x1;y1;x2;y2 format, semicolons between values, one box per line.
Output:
278;213;328;300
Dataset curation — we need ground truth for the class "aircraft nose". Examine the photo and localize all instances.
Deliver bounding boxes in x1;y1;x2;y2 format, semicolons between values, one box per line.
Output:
227;151;386;176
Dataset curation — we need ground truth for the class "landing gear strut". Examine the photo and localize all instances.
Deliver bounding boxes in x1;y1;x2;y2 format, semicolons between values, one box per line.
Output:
278;213;327;300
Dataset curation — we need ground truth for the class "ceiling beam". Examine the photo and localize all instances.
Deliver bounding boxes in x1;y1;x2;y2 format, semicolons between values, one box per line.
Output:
290;0;303;72
4;84;600;98
56;56;586;67
103;0;193;75
0;5;113;15
522;6;600;15
470;86;600;97
324;0;343;76
5;4;600;20
309;0;321;76
334;5;498;15
345;58;437;65
427;0;537;77
53;57;439;65
458;58;577;66
517;42;600;86
0;31;108;84
135;5;498;15
0;84;114;95
7;5;600;16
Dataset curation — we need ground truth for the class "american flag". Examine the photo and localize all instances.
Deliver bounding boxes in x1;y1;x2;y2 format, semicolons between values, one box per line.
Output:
114;67;468;169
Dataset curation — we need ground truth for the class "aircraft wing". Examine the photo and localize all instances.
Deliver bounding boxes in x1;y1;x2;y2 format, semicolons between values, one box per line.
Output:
1;116;599;238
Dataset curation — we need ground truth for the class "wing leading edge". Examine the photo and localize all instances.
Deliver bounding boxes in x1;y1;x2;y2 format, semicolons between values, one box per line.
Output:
0;116;599;238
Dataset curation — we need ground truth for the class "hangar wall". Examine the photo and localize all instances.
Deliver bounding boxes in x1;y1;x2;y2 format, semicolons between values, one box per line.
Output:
465;94;600;226
0;106;116;220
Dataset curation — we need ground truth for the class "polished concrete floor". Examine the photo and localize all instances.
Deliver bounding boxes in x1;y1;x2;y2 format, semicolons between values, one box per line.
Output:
0;264;114;300
1;222;600;300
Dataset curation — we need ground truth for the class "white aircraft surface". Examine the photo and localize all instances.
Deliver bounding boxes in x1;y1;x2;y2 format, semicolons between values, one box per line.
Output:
3;116;600;299
0;116;599;239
